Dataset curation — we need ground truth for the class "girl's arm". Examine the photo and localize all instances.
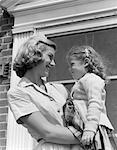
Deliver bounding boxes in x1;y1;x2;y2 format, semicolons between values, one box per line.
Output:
20;111;81;145
81;74;105;145
83;75;104;133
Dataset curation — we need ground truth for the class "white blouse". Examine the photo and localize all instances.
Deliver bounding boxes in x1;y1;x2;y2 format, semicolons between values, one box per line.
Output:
7;77;68;141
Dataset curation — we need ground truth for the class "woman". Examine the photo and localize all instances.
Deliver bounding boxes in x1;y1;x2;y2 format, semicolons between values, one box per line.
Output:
7;35;83;150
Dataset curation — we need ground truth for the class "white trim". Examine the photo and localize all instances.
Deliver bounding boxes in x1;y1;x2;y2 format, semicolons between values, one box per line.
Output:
36;16;117;37
0;0;22;9
6;33;34;150
12;7;117;32
11;0;117;35
9;0;74;12
8;0;101;12
108;75;117;80
12;12;117;35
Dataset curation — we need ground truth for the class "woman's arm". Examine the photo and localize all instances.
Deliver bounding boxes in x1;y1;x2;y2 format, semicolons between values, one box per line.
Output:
8;88;80;145
20;111;80;145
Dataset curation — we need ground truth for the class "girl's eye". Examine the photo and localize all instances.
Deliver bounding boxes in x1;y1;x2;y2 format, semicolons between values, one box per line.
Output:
70;63;74;67
48;54;54;61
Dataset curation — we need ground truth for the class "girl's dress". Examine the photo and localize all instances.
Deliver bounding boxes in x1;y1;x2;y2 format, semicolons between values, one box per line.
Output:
70;73;114;150
7;77;81;150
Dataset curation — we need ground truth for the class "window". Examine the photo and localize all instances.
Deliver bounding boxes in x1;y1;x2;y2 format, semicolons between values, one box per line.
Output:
48;27;117;132
49;28;117;81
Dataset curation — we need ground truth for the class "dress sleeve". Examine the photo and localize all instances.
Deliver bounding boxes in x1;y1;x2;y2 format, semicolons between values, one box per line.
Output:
7;88;39;124
81;75;105;133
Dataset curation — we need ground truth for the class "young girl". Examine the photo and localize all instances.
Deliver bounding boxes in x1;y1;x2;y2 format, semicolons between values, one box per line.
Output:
64;45;115;150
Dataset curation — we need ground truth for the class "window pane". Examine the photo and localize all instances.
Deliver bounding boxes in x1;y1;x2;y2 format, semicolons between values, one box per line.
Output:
49;27;117;81
106;80;117;132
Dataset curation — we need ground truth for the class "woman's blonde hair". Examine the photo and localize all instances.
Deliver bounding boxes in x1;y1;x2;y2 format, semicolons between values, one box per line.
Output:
13;35;56;78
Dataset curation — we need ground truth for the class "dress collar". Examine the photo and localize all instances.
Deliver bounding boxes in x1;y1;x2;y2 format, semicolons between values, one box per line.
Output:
18;77;55;101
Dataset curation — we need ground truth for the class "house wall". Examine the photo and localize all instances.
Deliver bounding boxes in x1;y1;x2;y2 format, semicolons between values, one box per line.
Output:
0;7;14;150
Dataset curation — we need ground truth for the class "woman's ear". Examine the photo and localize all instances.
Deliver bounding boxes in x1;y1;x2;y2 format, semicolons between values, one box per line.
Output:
84;58;90;67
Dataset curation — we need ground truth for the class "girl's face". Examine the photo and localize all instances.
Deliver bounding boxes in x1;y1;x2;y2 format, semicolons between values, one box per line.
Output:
35;46;55;78
69;57;87;80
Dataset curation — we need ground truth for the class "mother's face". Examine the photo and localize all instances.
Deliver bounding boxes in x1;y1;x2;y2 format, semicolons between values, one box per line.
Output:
36;46;55;78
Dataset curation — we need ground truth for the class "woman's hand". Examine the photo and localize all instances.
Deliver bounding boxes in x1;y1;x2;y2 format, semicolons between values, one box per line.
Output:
81;130;95;146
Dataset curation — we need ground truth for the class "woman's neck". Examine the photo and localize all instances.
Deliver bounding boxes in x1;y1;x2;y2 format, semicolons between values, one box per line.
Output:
24;71;43;86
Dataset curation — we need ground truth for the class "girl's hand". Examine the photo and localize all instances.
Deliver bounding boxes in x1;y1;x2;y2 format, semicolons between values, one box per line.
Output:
81;130;95;146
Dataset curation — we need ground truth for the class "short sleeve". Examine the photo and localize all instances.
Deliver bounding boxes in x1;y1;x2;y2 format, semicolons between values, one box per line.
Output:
81;74;105;132
7;88;39;124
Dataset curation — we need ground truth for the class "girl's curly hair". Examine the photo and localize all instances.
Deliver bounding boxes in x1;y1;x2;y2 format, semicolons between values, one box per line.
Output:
66;45;107;80
13;35;56;78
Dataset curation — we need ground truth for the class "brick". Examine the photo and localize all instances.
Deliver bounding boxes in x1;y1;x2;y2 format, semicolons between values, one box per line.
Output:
1;57;9;63
1;147;6;150
0;58;3;63
2;49;12;56
0;32;7;38
0;8;2;14
0;131;6;138
0;101;8;107
0;93;7;99
0;123;7;130
0;8;13;149
0;39;2;44
0;107;8;114
2;78;10;84
0;115;7;123
1;44;7;50
0;46;2;53
0;85;10;91
1;25;12;31
0;139;6;146
5;31;12;37
0;19;8;26
3;37;12;43
0;57;3;64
